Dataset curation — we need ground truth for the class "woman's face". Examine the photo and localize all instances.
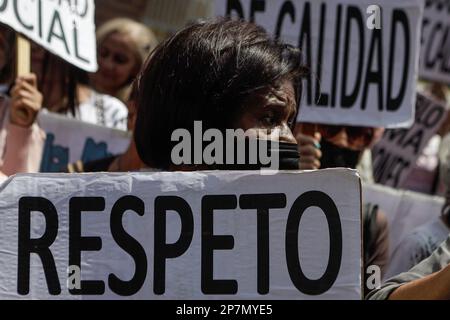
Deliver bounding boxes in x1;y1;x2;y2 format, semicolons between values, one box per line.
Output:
234;79;298;144
94;32;139;95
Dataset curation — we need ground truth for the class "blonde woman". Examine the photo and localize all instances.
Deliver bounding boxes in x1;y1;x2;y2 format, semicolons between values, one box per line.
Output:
90;18;158;102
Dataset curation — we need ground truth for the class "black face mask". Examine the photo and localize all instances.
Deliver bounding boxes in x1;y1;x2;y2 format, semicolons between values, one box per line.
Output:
319;139;362;169
215;139;300;171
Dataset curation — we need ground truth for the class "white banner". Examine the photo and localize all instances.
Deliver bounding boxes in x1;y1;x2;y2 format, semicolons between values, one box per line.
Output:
38;112;130;173
362;183;444;268
0;0;97;72
0;170;362;300
215;0;423;128
372;93;449;188
419;0;450;84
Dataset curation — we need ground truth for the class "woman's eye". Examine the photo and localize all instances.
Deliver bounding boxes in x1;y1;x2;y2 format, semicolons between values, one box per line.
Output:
99;47;109;58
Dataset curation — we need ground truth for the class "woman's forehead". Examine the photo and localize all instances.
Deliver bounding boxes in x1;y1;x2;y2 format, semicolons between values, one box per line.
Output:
102;32;135;51
244;80;296;108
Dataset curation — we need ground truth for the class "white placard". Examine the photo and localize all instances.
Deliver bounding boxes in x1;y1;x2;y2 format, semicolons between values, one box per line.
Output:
215;0;423;128
0;0;97;72
372;93;448;188
362;182;444;268
419;0;450;84
38;112;130;172
0;169;362;300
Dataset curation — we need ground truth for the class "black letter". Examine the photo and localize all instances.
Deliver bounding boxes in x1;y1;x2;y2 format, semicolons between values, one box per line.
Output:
18;197;60;295
109;196;147;296
387;10;410;111
73;22;89;63
331;5;343;107
275;1;295;39
341;6;365;108
425;22;442;69
361;28;384;111
226;0;244;19
250;0;265;22
286;192;342;295
315;3;329;106
202;195;238;295
47;10;70;54
154;196;194;295
298;3;312;105
13;0;33;30
75;0;89;17
69;197;105;295
0;0;8;12
240;194;286;295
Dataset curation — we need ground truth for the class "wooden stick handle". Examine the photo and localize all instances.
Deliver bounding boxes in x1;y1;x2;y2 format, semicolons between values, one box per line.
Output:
14;34;32;124
16;35;31;76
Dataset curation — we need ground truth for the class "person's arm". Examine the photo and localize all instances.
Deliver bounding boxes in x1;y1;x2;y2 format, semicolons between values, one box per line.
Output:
389;264;450;300
1;73;45;175
367;237;450;300
0;171;6;183
9;74;42;128
1;122;46;174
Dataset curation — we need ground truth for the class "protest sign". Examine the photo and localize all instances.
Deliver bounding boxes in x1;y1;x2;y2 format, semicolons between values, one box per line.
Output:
362;182;444;269
372;93;448;188
0;169;362;299
419;0;450;84
38;112;130;173
215;0;423;128
0;0;97;72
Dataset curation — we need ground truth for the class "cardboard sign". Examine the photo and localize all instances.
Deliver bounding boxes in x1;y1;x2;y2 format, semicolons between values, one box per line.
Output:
215;0;423;128
0;0;97;72
362;182;444;268
0;170;362;300
38;112;130;173
419;0;450;84
372;93;448;188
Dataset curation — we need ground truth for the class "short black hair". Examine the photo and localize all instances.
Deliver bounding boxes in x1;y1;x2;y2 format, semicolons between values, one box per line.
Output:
134;18;306;169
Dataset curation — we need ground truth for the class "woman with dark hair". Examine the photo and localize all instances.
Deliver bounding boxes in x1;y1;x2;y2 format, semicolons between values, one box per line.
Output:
91;18;158;103
30;46;128;130
134;19;317;171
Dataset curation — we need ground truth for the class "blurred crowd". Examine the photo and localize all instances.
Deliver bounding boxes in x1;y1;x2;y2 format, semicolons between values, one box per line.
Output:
1;7;450;300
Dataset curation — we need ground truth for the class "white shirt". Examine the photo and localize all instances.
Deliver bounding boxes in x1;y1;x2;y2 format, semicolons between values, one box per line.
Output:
384;216;449;281
64;90;128;130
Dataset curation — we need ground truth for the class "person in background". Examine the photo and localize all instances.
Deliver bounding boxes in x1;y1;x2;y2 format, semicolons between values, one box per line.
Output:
90;18;158;103
0;28;46;175
402;82;450;195
383;163;450;280
29;46;128;130
295;123;389;297
134;19;315;171
367;235;450;300
66;80;144;173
